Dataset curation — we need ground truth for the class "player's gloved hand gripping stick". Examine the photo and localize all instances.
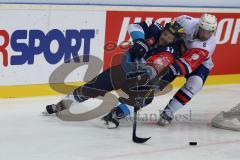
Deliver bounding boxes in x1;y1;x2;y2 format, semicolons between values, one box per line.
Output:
120;67;169;143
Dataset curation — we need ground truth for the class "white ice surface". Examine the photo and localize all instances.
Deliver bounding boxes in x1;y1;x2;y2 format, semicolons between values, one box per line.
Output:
0;84;240;160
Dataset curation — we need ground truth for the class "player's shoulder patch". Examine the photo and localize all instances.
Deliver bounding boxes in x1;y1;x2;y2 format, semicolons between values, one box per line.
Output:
175;15;194;27
153;21;163;30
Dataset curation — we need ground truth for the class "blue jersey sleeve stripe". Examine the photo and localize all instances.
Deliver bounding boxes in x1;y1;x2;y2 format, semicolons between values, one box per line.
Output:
118;103;131;116
130;31;145;41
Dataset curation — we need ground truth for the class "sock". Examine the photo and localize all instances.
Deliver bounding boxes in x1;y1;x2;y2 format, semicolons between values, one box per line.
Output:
115;103;131;119
164;87;193;117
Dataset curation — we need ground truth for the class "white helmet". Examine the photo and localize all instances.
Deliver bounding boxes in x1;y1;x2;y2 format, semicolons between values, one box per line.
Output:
199;13;217;31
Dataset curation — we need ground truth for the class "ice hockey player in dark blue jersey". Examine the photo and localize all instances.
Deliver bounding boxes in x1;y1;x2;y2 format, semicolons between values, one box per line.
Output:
101;21;187;128
43;21;186;127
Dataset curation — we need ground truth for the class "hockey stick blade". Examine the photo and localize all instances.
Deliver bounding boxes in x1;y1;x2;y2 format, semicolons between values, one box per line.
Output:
132;134;151;143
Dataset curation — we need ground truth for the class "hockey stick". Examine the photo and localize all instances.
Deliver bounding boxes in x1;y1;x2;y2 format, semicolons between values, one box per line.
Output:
132;70;167;143
132;107;151;143
132;88;153;143
127;62;169;143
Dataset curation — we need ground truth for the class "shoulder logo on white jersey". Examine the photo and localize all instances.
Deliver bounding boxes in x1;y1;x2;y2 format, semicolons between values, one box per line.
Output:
191;54;200;60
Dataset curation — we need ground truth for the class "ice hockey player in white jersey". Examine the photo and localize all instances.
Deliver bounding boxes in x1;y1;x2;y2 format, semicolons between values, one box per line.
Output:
158;13;218;126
